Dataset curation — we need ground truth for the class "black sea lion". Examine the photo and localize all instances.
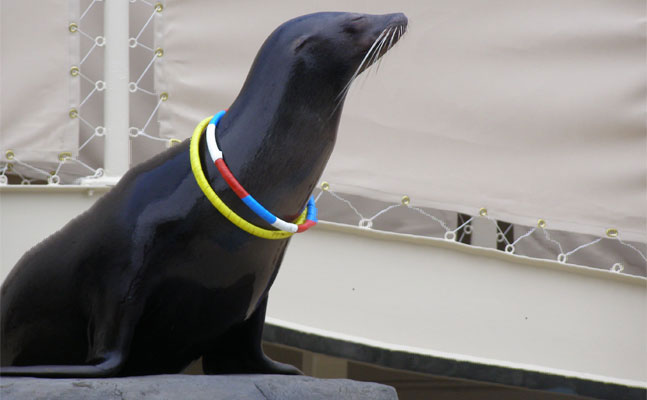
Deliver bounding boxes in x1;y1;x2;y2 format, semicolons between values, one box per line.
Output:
0;11;407;377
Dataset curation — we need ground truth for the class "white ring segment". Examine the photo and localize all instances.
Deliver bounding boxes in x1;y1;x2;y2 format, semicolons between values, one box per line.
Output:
206;123;222;162
272;219;298;233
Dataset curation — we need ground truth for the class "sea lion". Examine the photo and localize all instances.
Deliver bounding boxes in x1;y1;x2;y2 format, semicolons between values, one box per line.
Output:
0;11;407;377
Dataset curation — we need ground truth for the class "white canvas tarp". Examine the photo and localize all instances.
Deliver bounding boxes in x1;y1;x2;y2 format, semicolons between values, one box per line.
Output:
158;0;643;243
0;1;79;164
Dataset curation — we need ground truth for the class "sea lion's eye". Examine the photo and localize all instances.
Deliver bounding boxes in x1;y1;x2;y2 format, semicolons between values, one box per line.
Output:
344;16;364;35
293;35;310;52
344;25;359;35
344;25;357;35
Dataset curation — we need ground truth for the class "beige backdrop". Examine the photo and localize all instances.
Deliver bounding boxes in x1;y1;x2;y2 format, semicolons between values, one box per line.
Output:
155;0;646;243
0;0;79;164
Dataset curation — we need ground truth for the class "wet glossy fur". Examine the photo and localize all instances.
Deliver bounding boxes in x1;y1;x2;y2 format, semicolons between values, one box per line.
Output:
0;11;407;377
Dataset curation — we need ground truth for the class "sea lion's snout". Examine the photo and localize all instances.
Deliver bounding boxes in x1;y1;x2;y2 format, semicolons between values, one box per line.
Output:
374;12;408;44
351;12;408;74
380;12;408;52
387;12;408;30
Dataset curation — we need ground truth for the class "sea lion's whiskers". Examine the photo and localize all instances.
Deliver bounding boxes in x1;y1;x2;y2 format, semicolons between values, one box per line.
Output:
330;20;407;118
387;28;398;51
398;25;406;43
379;25;407;74
332;22;406;116
373;27;396;74
330;28;389;116
356;28;388;87
337;28;388;98
370;28;391;75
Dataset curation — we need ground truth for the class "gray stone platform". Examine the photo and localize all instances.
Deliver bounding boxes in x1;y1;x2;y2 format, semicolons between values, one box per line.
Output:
0;374;398;400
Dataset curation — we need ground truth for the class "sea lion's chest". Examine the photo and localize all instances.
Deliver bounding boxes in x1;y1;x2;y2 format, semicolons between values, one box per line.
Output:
112;155;287;317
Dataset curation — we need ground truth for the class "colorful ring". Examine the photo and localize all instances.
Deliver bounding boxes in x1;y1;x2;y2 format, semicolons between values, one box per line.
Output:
190;115;316;239
206;111;317;233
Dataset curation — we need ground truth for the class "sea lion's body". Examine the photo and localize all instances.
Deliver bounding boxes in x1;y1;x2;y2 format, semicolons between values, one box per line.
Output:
1;11;407;377
1;143;294;376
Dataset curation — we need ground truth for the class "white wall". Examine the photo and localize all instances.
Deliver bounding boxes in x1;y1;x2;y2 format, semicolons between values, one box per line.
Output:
268;223;647;385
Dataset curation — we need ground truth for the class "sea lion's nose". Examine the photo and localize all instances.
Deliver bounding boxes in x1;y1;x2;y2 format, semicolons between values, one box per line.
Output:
366;12;408;39
389;12;408;27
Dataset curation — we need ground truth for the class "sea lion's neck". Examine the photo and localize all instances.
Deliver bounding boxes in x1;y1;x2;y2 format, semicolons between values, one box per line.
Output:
204;81;344;222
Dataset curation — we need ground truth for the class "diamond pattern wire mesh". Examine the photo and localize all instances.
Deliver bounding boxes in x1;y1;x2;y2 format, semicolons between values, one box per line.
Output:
128;0;175;165
314;183;646;276
1;0;105;185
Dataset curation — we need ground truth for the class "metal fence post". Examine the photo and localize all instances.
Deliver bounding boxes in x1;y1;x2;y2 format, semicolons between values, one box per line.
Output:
102;0;130;183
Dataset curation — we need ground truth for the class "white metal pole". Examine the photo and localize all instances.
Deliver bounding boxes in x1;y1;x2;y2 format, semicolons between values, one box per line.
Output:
102;0;130;182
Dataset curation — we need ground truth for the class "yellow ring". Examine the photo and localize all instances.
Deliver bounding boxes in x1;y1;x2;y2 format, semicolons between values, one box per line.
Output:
190;116;306;240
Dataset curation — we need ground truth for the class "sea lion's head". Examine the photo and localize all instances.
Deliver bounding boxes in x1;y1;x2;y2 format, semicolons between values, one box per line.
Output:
234;12;408;116
286;12;408;76
219;12;408;220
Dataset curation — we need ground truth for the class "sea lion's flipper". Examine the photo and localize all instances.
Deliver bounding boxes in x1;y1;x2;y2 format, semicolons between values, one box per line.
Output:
202;296;302;375
0;352;124;377
0;301;138;377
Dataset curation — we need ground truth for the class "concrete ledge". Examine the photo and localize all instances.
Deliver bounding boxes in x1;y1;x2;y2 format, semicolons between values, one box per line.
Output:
0;374;398;400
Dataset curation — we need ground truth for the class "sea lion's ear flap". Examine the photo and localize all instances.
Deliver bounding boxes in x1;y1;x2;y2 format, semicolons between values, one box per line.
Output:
292;34;311;52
